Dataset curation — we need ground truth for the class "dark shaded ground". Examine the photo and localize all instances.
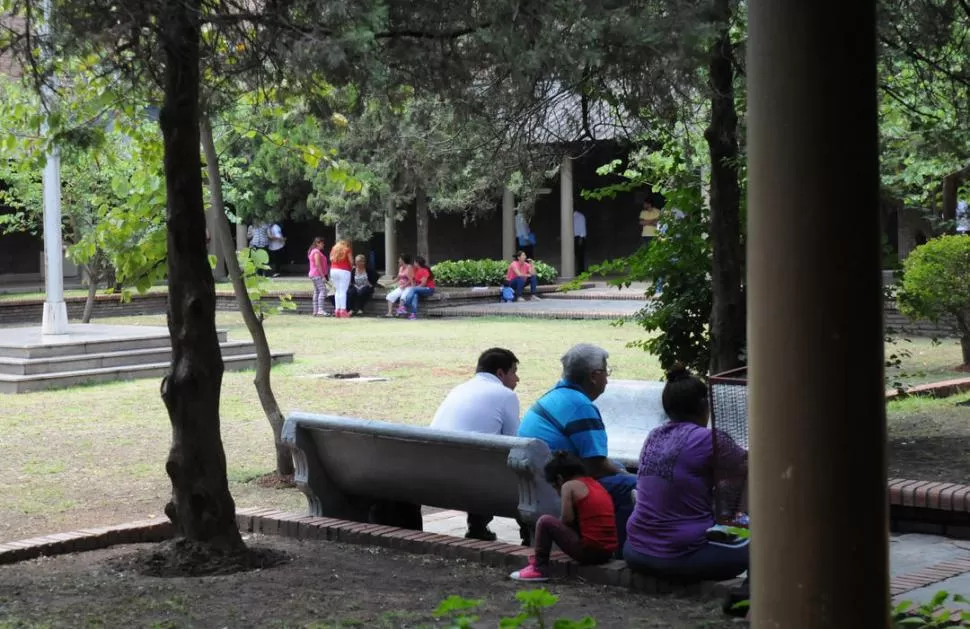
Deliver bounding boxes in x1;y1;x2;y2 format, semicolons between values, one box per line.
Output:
0;536;736;629
888;396;970;484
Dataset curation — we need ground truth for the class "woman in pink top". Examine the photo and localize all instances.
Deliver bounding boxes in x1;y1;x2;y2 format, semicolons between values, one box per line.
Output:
384;254;414;317
506;251;539;301
307;237;329;317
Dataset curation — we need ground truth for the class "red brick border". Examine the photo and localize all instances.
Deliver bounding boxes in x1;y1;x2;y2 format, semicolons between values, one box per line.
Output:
0;519;172;566
885;377;970;400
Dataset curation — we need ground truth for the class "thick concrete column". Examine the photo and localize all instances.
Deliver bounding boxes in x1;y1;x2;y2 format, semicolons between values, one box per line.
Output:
502;188;515;261
39;0;66;335
559;155;575;278
747;1;886;627
41;144;67;335
384;208;397;278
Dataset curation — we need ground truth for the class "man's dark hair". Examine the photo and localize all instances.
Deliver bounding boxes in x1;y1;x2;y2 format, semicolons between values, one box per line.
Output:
475;347;518;375
543;451;587;484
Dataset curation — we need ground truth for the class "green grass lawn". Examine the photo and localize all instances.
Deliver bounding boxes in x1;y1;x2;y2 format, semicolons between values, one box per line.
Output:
0;311;966;543
0;313;661;543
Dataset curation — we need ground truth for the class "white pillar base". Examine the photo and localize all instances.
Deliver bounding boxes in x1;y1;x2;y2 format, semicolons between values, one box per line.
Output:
41;300;69;335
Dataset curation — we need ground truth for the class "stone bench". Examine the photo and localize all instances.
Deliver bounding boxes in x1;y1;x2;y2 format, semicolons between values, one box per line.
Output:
282;412;560;528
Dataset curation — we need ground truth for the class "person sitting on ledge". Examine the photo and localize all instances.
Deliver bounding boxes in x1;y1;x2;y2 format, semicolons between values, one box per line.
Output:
509;451;618;582
506;251;540;301
624;362;749;586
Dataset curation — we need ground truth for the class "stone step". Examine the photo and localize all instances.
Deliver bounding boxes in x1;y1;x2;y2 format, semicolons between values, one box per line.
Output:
0;340;258;376
0;352;294;394
0;328;229;359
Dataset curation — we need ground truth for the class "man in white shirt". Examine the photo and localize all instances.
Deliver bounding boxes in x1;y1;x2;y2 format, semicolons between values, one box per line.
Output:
431;347;521;540
573;209;587;273
267;222;286;277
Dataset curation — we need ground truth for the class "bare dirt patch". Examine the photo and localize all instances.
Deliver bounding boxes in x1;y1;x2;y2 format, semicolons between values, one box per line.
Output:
0;536;736;629
109;538;290;578
888;394;970;483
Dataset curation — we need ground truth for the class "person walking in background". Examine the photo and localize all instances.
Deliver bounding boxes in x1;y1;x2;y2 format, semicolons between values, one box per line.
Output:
267;222;287;277
347;254;379;315
307;237;330;317
515;209;536;259
385;254;414;317
404;255;436;320
247;221;270;276
639;194;661;251
506;251;540;301
329;240;354;318
573;209;587;273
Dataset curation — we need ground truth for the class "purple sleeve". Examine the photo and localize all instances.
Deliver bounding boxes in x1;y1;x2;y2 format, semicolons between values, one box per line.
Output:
711;429;748;474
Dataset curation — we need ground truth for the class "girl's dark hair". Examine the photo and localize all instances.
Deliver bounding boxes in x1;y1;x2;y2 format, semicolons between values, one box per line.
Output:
515;250;526;259
415;255;433;280
661;362;709;422
543;451;587;484
308;236;325;253
399;253;413;265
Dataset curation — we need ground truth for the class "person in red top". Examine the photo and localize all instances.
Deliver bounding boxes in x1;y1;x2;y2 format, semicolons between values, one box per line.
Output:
505;251;540;301
403;255;436;320
510;451;618;582
329;240;354;318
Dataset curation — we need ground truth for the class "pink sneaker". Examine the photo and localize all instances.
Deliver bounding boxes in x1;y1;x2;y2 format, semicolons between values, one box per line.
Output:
395;307;407;316
509;557;548;582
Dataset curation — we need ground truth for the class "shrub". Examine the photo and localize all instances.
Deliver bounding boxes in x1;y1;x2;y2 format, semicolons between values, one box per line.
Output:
431;258;558;287
897;235;970;366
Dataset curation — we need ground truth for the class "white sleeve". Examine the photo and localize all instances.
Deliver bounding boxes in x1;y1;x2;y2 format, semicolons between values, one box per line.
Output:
501;394;521;436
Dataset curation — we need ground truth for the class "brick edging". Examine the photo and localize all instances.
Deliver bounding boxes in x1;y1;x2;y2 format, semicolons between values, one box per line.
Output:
886;377;970;400
0;519;172;565
889;479;970;539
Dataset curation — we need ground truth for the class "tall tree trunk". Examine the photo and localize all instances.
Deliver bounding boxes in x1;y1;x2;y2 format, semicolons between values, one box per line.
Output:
415;188;430;262
81;264;97;324
201;117;294;479
158;0;242;550
705;0;745;375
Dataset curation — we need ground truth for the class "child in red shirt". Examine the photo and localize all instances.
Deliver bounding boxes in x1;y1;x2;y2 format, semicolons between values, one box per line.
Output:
510;451;618;581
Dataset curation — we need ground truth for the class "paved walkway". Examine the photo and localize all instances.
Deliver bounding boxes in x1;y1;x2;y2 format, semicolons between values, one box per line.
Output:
424;510;970;608
431;297;647;320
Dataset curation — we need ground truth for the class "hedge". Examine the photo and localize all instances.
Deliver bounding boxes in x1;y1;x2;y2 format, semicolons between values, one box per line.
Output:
431;258;558;287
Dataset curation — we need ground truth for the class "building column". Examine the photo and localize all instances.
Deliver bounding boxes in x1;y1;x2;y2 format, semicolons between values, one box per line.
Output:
384;207;397;278
502;188;515;261
559;155;575;278
747;0;886;627
39;0;66;335
41;143;68;335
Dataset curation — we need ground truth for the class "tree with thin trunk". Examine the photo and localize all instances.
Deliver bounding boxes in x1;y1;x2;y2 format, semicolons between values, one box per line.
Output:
201;116;294;480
